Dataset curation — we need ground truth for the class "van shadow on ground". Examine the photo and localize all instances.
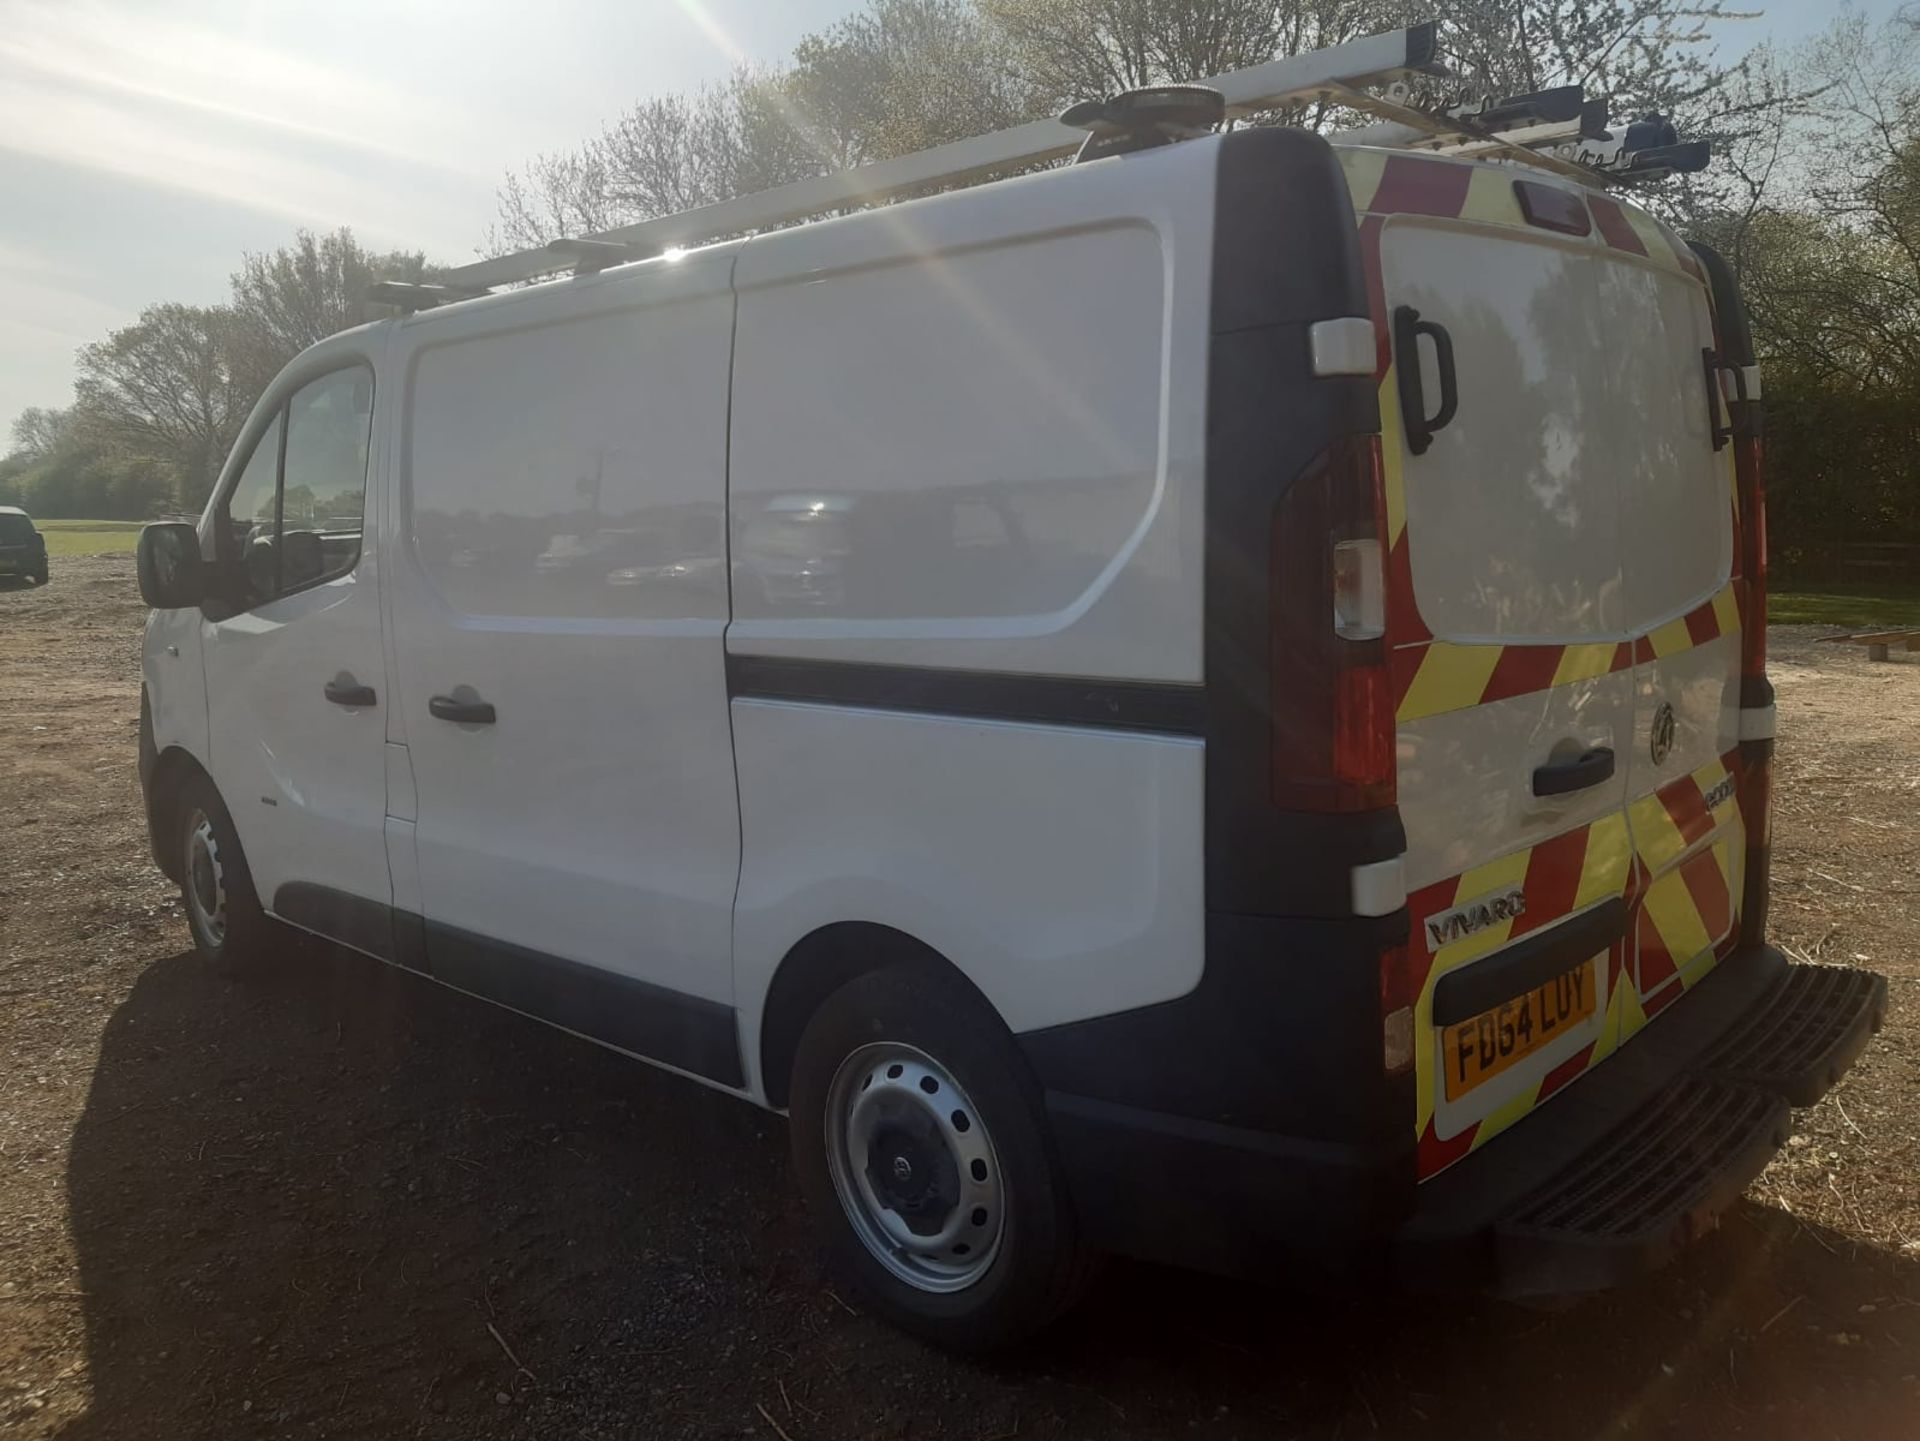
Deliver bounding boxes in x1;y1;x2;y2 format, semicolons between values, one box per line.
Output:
62;939;1920;1440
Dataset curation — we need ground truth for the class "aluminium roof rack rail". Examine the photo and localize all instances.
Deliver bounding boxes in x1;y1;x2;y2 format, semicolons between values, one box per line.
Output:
1332;89;1710;183
440;21;1444;292
433;18;1709;295
365;280;489;312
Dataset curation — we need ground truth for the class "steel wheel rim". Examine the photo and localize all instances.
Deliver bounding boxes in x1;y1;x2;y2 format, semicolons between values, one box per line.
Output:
183;809;227;947
824;1042;1006;1293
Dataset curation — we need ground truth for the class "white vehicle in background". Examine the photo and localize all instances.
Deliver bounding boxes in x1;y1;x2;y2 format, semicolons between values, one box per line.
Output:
135;23;1886;1350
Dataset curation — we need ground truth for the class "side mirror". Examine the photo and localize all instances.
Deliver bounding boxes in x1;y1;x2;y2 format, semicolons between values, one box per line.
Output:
136;522;205;609
281;529;323;588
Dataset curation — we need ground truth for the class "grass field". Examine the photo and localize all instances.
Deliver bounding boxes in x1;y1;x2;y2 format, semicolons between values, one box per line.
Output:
35;519;146;557
1769;581;1920;629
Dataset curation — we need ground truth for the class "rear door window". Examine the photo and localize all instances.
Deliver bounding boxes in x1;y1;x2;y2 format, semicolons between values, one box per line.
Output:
1596;261;1732;621
1381;222;1626;641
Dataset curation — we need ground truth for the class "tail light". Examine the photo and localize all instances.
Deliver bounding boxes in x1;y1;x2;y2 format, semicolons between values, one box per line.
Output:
1270;435;1408;1070
1269;435;1394;812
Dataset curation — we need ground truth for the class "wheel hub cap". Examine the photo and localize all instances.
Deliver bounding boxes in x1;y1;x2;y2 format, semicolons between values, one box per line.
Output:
824;1043;1006;1293
183;810;227;946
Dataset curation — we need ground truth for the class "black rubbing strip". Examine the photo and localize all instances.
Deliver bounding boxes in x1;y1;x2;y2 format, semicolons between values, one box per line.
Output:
726;654;1205;736
424;921;745;1088
274;882;396;962
271;883;744;1086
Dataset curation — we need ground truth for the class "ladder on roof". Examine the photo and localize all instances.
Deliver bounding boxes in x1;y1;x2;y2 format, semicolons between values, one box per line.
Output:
430;19;1704;297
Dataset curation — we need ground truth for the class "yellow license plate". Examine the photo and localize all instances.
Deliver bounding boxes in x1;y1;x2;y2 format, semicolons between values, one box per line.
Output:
1442;960;1597;1101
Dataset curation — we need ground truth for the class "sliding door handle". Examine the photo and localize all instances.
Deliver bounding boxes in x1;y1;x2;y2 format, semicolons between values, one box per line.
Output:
428;694;496;725
323;677;377;707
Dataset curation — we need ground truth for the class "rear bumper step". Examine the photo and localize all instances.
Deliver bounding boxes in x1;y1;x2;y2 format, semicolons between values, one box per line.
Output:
1398;949;1888;1296
1495;1081;1786;1296
1698;962;1888;1106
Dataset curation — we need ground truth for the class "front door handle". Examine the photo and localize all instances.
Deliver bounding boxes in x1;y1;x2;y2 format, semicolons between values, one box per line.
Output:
1533;746;1615;797
428;694;496;725
323;677;377;707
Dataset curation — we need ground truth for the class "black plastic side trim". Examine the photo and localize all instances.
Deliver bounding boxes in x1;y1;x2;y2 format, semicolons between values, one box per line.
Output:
726;654;1204;736
1021;909;1414;1142
1044;1089;1412;1283
393;909;430;976
1430;899;1628;1026
269;884;744;1087
274;882;396;963
424;921;745;1088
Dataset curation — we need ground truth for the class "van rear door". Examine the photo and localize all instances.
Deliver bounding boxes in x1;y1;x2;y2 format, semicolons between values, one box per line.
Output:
1344;152;1735;1176
1601;221;1746;1042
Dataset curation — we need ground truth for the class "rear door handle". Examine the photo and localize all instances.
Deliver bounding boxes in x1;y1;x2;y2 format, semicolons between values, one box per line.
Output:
428;694;496;725
323;677;377;707
1393;304;1460;456
1533;746;1615;797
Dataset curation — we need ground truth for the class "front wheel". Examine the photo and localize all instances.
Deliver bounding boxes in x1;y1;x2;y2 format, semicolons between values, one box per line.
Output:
176;773;270;972
789;965;1096;1350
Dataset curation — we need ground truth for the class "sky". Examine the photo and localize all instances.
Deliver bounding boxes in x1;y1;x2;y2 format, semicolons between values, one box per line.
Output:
0;0;1905;439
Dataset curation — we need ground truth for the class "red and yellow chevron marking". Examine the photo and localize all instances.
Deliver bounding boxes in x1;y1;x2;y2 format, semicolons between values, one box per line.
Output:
1623;750;1748;1038
1389;582;1740;723
1410;752;1751;1178
1406;811;1634;1178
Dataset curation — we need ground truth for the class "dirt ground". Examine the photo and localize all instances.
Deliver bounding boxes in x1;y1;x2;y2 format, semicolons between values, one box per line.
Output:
3;553;1917;1440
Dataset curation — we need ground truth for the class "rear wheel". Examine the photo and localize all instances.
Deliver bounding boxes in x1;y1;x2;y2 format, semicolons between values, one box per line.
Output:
789;965;1096;1350
176;773;269;972
31;563;48;586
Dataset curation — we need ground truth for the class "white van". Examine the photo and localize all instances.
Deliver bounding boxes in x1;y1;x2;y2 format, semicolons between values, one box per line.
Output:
135;70;1887;1348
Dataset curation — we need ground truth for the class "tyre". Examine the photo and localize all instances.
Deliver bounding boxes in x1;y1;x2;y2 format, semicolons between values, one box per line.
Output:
175;772;271;972
789;964;1097;1350
32;564;48;586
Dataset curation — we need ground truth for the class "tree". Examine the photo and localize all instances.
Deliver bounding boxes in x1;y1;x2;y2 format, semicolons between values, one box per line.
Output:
73;304;248;510
230;228;434;395
788;0;1044;164
9;406;72;461
979;0;1367;102
1415;0;1741;115
488;0;1042;253
489;72;819;250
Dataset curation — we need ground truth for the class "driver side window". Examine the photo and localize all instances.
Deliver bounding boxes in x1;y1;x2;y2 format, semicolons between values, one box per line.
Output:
208;364;373;611
213;415;283;610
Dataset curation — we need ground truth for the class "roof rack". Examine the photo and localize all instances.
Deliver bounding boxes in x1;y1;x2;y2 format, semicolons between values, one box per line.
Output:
435;19;1705;294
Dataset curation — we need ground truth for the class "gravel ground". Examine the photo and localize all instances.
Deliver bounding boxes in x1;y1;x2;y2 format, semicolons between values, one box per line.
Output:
2;556;1917;1440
